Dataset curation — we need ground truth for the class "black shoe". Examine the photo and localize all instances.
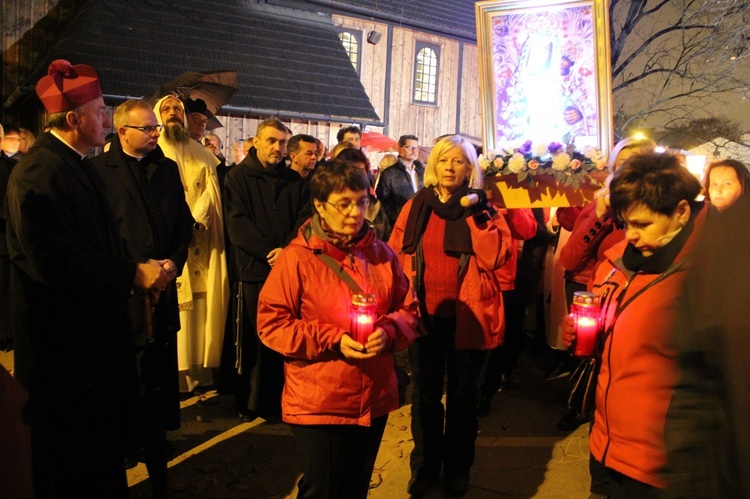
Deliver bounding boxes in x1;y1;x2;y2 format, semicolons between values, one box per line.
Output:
238;409;257;422
557;410;590;431
545;362;572;380
499;372;513;390
407;476;434;497
445;475;470;496
477;395;492;417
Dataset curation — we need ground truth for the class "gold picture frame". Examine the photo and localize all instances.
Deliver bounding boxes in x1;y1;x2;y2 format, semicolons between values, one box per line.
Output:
475;0;613;207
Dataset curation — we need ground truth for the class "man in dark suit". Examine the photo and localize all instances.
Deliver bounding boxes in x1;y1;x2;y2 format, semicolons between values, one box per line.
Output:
93;99;194;497
5;60;170;497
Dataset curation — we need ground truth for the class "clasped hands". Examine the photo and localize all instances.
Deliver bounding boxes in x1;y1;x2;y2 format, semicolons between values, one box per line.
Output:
339;328;388;360
134;259;178;304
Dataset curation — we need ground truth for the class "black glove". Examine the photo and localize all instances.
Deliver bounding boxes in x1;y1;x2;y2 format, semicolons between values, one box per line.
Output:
467;188;497;218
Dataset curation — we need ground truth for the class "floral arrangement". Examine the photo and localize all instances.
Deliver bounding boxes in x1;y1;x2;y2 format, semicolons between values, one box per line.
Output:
478;141;607;189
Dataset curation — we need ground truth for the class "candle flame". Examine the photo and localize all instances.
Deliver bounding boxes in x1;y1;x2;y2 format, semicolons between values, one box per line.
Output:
577;316;597;326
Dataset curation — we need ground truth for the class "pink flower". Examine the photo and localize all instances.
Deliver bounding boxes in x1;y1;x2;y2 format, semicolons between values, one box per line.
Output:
528;159;540;170
570;159;582;170
493;157;505;169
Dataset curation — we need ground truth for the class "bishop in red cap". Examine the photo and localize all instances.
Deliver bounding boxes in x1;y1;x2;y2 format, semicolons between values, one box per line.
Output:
5;60;171;497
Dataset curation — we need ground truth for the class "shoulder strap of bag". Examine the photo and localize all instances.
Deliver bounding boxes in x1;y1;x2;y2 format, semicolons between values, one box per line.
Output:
316;252;364;294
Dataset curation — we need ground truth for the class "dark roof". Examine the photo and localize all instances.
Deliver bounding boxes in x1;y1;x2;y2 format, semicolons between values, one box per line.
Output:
286;0;478;41
20;0;380;122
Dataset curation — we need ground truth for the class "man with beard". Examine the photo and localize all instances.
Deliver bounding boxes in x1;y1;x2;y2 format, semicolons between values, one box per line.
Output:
154;95;229;394
6;59;170;497
93;99;194;497
222;118;311;420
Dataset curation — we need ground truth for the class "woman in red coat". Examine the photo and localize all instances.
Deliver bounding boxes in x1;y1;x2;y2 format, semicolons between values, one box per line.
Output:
389;135;512;497
563;151;709;497
257;159;418;499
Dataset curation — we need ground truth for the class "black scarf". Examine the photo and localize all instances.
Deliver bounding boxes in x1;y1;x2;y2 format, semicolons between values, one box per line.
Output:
621;203;701;274
401;184;473;255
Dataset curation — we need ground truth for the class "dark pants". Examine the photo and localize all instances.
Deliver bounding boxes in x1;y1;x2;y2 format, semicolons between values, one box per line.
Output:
30;418;128;498
409;315;487;481
480;288;524;399
291;416;388;499
135;339;178;498
594;460;660;498
225;281;284;418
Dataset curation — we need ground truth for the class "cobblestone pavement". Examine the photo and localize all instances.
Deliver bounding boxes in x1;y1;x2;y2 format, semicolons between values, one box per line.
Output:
125;347;591;498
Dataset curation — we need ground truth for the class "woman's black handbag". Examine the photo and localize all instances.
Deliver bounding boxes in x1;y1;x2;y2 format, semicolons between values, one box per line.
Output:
567;356;599;417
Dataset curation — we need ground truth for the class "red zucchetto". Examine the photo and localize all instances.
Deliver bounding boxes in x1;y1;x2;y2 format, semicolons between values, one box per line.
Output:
35;59;103;114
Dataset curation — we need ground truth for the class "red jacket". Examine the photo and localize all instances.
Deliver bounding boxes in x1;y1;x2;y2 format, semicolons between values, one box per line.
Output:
389;199;512;350
497;208;537;291
560;202;625;285
257;221;418;427
589;204;709;488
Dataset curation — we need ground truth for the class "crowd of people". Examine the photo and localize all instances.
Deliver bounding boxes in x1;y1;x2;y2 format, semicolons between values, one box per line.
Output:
1;58;749;499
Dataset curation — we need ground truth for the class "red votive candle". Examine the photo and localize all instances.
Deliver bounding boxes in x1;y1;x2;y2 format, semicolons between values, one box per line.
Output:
571;291;602;357
350;293;377;344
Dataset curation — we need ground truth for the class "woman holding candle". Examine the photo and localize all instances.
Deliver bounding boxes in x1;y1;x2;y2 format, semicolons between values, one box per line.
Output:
562;151;709;496
256;158;418;499
389;135;512;497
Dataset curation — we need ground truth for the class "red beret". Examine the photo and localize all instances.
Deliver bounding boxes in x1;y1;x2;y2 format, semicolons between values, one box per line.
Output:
35;59;103;114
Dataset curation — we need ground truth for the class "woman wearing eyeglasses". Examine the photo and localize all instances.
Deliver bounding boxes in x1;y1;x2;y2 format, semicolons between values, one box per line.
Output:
257;158;418;499
389;135;512;497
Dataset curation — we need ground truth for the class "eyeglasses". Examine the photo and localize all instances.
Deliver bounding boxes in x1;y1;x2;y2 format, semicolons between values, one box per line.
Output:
124;125;163;134
325;197;370;215
401;145;419;151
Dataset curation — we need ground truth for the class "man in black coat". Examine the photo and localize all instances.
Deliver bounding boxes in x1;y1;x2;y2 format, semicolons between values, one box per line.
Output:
0;123;17;351
221;118;311;420
375;134;424;232
93;99;194;497
5;60;170;497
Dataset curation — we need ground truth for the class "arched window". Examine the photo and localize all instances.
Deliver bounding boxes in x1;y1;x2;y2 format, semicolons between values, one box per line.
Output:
414;43;440;104
339;31;361;73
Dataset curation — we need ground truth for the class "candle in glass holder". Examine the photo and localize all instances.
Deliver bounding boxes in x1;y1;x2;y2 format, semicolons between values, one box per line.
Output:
571;291;602;357
350;293;377;344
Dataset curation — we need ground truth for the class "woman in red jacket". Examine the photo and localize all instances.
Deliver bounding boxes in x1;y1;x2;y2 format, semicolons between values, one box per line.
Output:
257;159;418;499
563;151;709;497
389;135;512;497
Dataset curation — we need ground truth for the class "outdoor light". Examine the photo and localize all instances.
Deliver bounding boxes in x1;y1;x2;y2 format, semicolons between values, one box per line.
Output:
350;293;377;343
571;291;602;357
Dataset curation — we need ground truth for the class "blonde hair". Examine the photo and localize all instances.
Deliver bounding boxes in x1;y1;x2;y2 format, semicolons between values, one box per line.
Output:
379;153;398;170
423;135;482;189
607;137;656;172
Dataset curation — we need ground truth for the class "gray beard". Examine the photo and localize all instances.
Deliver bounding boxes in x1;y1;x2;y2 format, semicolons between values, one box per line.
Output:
163;123;190;144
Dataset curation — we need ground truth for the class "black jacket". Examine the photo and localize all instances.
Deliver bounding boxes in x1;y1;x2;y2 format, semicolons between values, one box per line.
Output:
223;147;311;282
5;132;138;423
92;138;194;346
376;158;424;226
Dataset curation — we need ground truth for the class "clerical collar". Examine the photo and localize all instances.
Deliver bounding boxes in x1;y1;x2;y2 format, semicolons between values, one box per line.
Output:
50;129;87;159
122;149;146;162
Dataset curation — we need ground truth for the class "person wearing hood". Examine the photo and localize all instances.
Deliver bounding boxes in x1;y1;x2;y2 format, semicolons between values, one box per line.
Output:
153;95;229;394
257;158;417;498
221;118;311;421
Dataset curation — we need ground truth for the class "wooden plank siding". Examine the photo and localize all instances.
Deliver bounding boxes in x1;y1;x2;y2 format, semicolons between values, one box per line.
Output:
333;15;481;146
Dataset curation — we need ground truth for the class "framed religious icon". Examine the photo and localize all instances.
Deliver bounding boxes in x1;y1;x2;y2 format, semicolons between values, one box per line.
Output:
475;0;613;207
